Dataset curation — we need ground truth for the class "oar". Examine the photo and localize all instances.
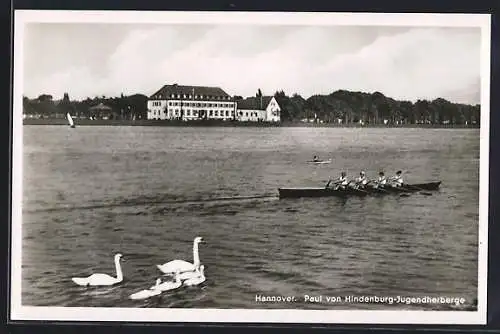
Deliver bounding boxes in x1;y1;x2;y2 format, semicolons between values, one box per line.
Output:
366;180;391;193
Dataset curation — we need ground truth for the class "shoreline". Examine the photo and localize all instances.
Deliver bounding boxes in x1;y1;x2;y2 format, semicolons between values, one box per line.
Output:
22;118;480;129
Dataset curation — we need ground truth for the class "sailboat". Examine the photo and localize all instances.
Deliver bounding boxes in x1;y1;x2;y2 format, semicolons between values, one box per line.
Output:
66;112;76;128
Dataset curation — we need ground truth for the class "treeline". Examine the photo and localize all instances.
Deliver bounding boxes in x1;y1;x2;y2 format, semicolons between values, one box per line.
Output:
273;90;480;126
24;89;481;126
23;93;148;120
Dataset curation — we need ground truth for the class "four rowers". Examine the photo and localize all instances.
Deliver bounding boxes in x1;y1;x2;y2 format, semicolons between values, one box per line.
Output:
326;170;404;189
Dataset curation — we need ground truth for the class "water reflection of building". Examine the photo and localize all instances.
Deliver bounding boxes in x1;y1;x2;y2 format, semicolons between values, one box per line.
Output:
147;84;236;121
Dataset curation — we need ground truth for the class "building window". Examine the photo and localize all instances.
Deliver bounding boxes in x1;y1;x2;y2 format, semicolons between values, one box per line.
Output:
245;112;248;117
171;94;175;98
194;111;198;116
158;94;162;98
187;110;191;116
195;95;198;99
209;110;213;116
183;94;187;98
215;111;219;117
225;110;229;116
231;111;235;116
189;95;192;99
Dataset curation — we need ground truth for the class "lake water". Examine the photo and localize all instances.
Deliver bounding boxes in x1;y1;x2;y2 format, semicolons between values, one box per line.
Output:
21;126;479;310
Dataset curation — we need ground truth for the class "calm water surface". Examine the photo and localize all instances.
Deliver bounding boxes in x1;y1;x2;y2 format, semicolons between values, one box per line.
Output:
21;126;479;310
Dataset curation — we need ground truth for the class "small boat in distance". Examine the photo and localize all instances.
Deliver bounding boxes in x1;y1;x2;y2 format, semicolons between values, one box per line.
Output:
307;156;332;164
66;112;76;128
278;182;441;199
307;159;332;164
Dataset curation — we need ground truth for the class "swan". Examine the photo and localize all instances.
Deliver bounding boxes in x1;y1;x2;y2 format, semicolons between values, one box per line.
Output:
153;273;182;292
157;236;204;274
183;265;206;287
129;279;162;300
177;264;207;281
71;253;123;287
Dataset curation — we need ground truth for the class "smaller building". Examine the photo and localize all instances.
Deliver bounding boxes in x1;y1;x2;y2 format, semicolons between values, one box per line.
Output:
89;103;115;120
236;96;281;122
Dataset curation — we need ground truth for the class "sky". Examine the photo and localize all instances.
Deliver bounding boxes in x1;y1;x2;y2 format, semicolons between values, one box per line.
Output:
22;23;482;104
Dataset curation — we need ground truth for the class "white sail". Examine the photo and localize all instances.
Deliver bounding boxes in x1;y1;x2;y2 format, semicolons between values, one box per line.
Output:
66;112;74;127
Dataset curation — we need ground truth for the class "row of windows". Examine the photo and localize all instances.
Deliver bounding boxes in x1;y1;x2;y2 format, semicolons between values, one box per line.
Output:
168;101;234;108
151;101;162;107
150;110;235;117
241;112;259;117
156;93;232;100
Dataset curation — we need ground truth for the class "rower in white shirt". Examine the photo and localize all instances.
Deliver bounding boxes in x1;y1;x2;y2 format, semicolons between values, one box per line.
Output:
376;171;387;188
354;171;368;189
336;171;349;190
326;171;349;190
390;170;404;187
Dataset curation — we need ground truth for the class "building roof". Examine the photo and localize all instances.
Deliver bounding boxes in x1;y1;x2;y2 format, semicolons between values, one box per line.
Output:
149;84;233;101
89;103;112;111
236;96;274;110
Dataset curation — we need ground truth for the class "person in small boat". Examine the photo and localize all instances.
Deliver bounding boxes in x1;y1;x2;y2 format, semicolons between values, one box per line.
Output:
313;155;320;162
376;171;387;188
354;171;368;189
390;170;404;187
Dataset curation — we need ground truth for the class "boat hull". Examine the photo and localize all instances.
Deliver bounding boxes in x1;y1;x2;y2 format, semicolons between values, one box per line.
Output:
307;159;332;164
278;182;441;199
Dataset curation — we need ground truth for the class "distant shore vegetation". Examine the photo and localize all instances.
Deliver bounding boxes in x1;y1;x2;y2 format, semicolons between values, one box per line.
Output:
23;89;481;126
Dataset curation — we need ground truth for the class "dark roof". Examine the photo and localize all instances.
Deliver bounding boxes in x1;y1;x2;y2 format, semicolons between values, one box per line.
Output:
236;96;273;110
149;84;233;101
89;103;112;111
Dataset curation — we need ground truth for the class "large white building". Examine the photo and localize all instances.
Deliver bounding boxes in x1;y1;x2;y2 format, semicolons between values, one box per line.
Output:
235;96;281;122
147;84;282;123
147;84;236;121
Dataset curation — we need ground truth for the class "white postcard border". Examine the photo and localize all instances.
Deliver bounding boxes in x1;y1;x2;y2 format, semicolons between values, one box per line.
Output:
11;10;491;325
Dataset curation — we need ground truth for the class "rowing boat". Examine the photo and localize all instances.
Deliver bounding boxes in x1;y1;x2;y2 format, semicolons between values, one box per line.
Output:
278;182;441;199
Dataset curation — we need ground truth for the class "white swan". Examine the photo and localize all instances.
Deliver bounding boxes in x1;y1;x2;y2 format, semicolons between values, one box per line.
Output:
129;279;162;300
153;273;182;292
72;253;123;287
177;264;206;281
183;265;206;287
157;237;204;274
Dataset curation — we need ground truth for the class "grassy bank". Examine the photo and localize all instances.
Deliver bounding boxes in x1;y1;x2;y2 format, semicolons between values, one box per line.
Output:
22;118;479;129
